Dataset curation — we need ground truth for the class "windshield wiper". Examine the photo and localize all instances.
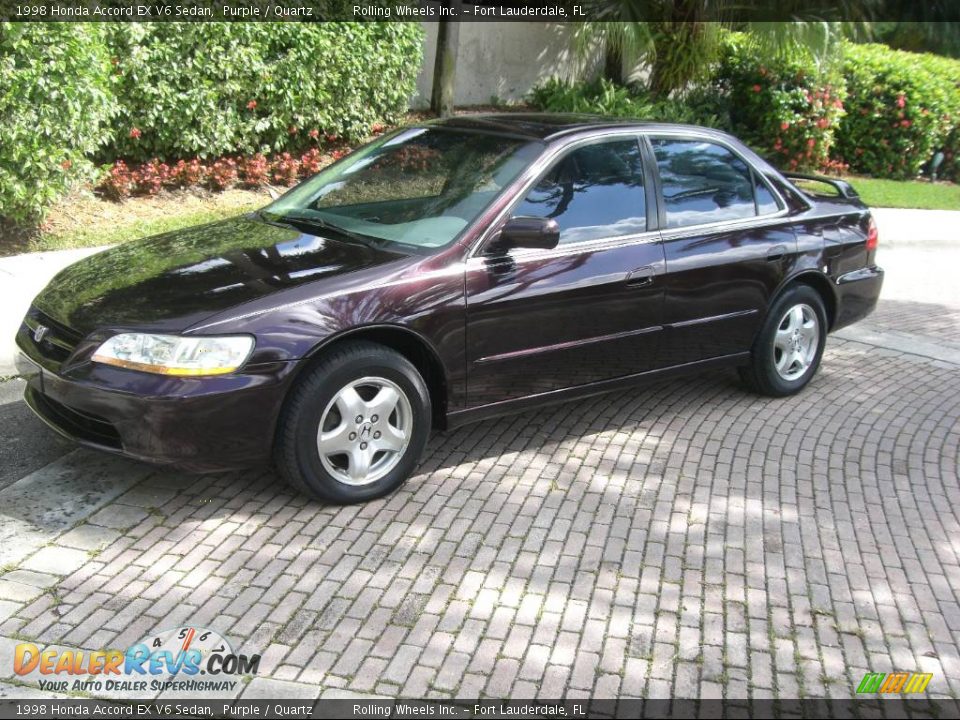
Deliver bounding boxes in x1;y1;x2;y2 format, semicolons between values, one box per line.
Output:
260;211;381;247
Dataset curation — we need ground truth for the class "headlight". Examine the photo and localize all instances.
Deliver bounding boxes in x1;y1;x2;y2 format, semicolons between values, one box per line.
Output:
91;334;255;376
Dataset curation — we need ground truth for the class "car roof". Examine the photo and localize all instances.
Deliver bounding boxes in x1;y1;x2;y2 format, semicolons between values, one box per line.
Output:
422;113;717;142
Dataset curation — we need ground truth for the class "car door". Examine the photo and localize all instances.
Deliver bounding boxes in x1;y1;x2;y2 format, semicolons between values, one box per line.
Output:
464;135;666;408
648;135;797;366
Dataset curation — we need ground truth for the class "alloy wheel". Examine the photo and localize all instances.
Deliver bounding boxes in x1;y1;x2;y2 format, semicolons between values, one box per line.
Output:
317;376;412;486
773;303;820;381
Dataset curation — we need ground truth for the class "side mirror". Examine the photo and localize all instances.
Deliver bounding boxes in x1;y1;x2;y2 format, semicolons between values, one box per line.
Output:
494;216;560;252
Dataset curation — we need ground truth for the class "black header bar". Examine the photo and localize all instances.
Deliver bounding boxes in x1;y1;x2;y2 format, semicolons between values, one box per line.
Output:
2;0;959;22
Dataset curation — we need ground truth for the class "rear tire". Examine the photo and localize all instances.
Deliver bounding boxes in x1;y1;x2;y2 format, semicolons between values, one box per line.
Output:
739;285;827;397
276;341;431;504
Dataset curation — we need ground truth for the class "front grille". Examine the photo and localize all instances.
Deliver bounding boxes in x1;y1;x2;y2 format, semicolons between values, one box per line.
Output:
27;387;122;449
22;309;83;365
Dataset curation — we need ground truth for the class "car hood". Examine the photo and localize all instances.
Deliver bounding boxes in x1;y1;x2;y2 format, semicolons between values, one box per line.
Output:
33;214;412;335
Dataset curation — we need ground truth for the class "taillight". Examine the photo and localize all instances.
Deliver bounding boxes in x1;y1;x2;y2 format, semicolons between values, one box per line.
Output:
865;216;878;251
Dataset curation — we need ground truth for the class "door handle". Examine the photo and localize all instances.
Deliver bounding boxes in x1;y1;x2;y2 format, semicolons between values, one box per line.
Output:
767;245;788;262
626;266;655;287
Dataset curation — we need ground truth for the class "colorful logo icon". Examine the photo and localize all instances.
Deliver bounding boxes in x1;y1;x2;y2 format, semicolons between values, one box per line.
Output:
857;672;933;694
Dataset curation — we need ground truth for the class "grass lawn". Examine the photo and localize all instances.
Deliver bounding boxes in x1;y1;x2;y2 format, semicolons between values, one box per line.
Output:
841;176;960;210
0;188;271;258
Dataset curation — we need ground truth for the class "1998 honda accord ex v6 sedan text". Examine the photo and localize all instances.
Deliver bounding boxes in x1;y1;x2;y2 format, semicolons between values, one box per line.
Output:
16;115;883;503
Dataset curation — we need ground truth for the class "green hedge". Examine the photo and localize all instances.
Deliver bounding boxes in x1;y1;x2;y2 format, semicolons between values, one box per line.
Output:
714;33;846;172
0;23;115;224
107;23;422;162
835;43;960;180
0;22;423;223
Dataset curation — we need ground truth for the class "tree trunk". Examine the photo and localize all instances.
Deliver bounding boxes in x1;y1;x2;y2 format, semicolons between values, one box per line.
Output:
430;12;459;118
604;43;624;85
648;54;670;98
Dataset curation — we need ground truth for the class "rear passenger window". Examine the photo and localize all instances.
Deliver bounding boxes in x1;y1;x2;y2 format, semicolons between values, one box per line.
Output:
512;139;646;244
651;138;779;229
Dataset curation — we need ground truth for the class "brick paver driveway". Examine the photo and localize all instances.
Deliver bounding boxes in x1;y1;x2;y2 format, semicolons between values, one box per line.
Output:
0;246;958;703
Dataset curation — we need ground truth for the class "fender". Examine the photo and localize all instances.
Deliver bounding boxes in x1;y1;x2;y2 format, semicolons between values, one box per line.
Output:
289;322;453;426
767;268;839;331
300;322;448;376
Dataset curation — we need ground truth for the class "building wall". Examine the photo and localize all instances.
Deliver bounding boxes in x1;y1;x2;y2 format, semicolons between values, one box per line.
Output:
412;22;598;108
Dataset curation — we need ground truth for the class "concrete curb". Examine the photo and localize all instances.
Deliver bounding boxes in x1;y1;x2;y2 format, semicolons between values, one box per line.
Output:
0;246;110;376
871;207;959;248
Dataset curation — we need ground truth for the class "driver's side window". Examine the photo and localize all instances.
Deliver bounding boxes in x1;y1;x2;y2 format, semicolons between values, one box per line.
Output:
511;138;648;245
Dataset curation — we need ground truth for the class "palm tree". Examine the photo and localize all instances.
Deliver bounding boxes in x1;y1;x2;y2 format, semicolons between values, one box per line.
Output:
874;21;960;58
571;0;876;97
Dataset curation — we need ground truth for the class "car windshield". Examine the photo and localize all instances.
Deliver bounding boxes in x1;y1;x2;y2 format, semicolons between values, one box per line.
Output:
263;127;542;251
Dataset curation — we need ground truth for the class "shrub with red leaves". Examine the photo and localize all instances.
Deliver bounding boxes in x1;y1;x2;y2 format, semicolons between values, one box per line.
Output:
134;159;170;195
207;158;238;191
170;158;205;188
101;160;135;200
818;157;850;176
239;154;270;187
97;141;357;201
299;148;324;176
271;152;300;186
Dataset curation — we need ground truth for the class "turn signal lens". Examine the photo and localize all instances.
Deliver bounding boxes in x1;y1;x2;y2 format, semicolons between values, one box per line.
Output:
92;334;254;376
865;216;879;251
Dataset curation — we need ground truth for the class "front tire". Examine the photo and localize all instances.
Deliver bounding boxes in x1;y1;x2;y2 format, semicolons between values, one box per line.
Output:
739;285;827;397
276;341;431;504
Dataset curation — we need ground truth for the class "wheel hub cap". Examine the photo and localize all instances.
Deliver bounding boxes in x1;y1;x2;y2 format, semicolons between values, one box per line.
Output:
316;376;412;486
773;303;820;382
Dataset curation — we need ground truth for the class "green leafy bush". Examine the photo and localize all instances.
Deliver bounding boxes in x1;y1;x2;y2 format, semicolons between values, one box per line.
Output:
713;33;846;172
943;125;960;182
921;54;960;182
0;22;422;223
0;23;115;223
528;77;729;128
106;23;423;162
835;43;960;180
530;78;640;117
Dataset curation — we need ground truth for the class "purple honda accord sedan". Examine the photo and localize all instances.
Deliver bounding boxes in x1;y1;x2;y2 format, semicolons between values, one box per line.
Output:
16;114;883;503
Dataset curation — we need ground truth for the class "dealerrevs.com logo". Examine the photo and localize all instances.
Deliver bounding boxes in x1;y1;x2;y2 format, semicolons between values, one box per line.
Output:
13;626;260;694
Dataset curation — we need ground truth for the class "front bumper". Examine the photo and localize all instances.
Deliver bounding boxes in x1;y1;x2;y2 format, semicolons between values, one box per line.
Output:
833;265;884;331
15;334;299;473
